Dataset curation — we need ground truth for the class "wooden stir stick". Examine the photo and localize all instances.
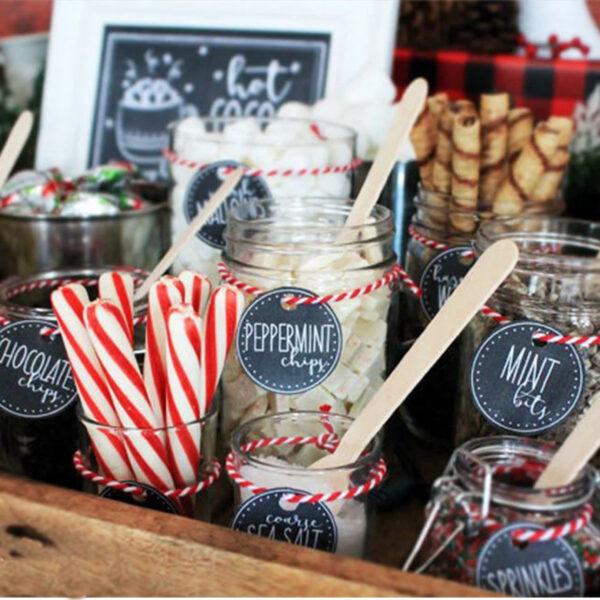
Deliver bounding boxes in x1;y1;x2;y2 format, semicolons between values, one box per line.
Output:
134;167;244;300
0;111;34;189
311;239;519;470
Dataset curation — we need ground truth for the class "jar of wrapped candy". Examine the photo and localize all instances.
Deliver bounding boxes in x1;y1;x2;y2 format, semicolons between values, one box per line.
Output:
227;410;386;557
405;436;600;596
0;267;147;488
167;117;358;283
219;197;396;438
454;217;600;449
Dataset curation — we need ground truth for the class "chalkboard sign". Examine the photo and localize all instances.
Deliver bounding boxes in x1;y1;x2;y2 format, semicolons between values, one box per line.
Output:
89;26;330;180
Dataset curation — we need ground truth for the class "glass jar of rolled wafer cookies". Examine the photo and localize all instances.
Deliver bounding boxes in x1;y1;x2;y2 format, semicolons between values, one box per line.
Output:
220;197;396;440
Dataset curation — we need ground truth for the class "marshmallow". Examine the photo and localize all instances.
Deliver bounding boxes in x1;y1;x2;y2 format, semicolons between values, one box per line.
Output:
339;67;397;107
277;101;312;120
311;98;345;122
223;118;262;144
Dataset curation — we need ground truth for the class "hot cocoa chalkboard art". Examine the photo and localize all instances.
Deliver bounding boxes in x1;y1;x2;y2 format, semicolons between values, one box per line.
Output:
89;26;329;180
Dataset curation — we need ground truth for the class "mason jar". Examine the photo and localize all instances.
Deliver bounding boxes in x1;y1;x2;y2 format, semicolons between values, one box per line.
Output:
167;116;357;283
220;197;396;439
227;410;384;558
405;436;600;596
0;267;146;488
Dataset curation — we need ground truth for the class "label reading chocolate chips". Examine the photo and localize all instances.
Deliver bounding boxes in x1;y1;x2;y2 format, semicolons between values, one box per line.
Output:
100;481;179;515
419;246;474;320
237;287;342;394
476;523;584;596
470;321;584;435
183;159;271;248
232;488;338;552
0;320;77;419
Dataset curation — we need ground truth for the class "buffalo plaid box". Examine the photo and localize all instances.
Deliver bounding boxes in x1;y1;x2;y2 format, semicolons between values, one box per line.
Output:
393;48;600;120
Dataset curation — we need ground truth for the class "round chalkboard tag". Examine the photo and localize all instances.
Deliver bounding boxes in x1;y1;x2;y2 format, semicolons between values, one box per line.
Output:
236;287;342;394
231;487;338;552
419;246;474;320
183;159;271;249
470;321;584;435
0;320;77;419
476;523;584;596
100;481;179;515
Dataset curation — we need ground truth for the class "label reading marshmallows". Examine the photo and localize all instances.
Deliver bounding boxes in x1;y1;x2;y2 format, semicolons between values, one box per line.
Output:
470;321;584;435
236;287;342;394
100;481;180;515
0;319;77;418
183;159;271;248
476;523;584;596
232;488;338;552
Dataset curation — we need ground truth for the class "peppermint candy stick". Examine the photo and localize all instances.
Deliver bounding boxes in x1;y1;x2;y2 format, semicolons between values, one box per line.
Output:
203;284;245;410
179;270;211;316
99;271;134;343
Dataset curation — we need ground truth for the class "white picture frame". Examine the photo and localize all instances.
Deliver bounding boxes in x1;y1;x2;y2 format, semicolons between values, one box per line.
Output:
36;0;399;177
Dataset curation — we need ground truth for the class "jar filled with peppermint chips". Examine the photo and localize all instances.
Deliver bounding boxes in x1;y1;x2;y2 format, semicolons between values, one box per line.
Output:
220;197;396;439
455;217;600;450
167;117;358;284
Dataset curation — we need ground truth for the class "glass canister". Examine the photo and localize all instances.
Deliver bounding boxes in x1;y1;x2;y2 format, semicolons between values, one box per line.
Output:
0;267;146;488
405;436;600;596
167;116;357;283
220;197;396;439
227;410;385;558
455;217;600;449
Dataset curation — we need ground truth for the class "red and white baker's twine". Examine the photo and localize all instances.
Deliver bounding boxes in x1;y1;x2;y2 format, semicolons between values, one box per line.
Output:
225;433;387;504
73;449;221;499
163;149;363;178
408;225;475;259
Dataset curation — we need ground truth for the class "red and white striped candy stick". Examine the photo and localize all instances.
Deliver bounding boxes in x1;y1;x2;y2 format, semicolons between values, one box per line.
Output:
179;270;211;316
203;284;245;412
165;304;203;486
85;299;174;490
99;271;134;343
143;276;185;425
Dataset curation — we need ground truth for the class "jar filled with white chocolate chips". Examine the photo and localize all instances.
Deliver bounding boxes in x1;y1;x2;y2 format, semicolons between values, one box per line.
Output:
220;197;396;438
167;117;358;283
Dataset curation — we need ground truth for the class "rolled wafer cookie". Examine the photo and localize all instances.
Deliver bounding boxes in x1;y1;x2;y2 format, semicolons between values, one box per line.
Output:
427;92;449;129
479;93;509;208
432;107;455;195
410;104;436;189
493;122;561;216
507;107;534;161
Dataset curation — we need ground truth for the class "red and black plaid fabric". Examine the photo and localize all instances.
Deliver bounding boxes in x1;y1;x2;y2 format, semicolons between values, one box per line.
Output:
393;48;600;120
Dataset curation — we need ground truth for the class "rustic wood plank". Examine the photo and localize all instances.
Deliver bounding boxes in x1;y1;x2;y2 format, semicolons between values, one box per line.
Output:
0;473;494;597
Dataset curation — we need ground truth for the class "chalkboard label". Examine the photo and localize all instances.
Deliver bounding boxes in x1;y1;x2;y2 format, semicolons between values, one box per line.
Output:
232;488;338;552
184;160;271;248
419;247;474;320
476;523;584;596
90;26;330;180
236;287;342;394
470;321;584;435
0;320;77;419
100;481;180;515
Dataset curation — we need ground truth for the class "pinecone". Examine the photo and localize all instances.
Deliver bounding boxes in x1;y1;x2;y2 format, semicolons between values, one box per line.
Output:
397;0;519;55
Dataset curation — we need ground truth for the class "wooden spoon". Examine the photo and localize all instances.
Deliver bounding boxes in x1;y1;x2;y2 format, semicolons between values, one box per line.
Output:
311;239;519;470
0;111;34;189
134;167;244;300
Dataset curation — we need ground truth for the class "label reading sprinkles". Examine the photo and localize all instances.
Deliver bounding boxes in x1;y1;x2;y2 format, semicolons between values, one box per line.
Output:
232;488;338;552
470;321;584;435
236;287;342;394
100;481;179;515
0;320;77;418
183;159;271;248
476;523;584;596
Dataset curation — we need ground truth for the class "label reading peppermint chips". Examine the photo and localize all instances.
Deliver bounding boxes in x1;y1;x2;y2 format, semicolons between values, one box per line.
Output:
100;481;179;515
183;159;271;248
232;488;338;552
419;246;474;320
476;523;584;596
0;320;77;418
237;287;342;394
470;321;584;435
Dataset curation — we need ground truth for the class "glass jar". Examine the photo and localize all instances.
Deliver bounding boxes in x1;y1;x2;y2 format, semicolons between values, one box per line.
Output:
397;189;563;446
77;398;218;520
228;410;383;558
0;267;147;488
406;436;600;596
455;217;600;449
168;116;357;283
220;197;396;439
